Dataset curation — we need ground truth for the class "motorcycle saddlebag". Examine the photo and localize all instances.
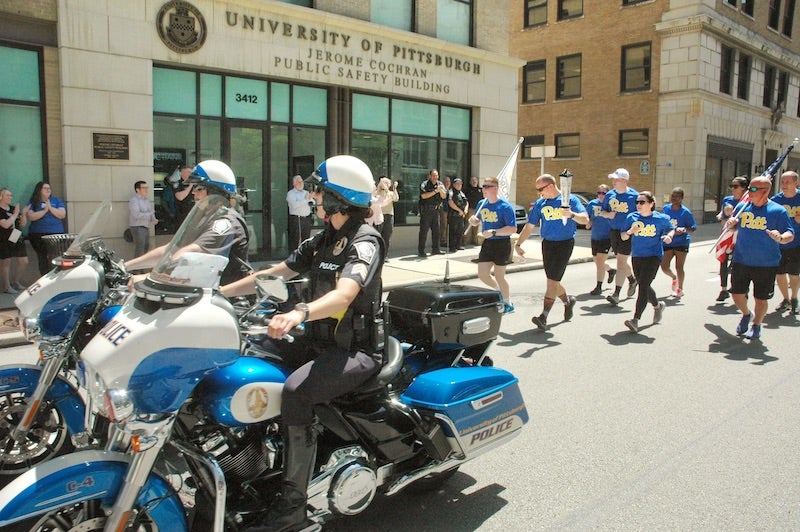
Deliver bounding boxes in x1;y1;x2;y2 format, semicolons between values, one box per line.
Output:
385;282;503;351
399;367;528;458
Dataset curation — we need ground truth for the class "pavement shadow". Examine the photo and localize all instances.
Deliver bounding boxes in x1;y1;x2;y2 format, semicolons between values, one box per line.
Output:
600;328;657;345
705;302;741;316
704;323;777;365
578;301;629;318
495;328;561;358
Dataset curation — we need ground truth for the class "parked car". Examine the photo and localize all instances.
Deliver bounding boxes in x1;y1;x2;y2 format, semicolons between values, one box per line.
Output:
528;193;591;229
513;204;527;232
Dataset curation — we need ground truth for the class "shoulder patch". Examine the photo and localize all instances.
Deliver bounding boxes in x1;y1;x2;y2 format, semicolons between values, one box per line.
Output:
211;218;233;235
352;263;369;282
353;241;377;264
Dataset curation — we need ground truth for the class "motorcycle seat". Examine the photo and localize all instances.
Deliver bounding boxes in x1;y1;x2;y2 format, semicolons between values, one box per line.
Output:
352;336;403;394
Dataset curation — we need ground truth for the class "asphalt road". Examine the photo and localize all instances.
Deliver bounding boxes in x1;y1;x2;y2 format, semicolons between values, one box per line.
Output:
325;238;800;531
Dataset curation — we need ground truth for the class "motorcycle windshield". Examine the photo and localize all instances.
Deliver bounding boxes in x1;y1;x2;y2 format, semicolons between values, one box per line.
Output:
147;194;231;289
63;200;113;257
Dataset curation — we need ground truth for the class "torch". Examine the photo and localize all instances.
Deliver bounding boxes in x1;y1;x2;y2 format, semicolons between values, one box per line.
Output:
559;169;573;225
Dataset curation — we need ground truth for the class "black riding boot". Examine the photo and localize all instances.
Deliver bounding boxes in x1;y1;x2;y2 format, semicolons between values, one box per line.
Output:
247;424;317;532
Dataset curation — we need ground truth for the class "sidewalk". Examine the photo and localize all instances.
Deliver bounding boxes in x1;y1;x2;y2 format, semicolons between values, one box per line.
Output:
0;224;725;347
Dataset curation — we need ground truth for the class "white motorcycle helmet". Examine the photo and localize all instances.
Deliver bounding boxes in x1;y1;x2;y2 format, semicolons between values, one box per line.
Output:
188;160;237;197
307;155;374;213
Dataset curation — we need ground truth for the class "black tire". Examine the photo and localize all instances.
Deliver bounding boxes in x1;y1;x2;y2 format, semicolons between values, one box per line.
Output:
406;466;460;493
0;392;74;485
11;497;158;532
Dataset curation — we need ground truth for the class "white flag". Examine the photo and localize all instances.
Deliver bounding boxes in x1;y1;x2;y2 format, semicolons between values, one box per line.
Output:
496;137;524;201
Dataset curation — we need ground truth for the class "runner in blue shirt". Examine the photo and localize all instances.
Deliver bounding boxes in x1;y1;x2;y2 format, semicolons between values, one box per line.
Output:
516;172;589;330
660;187;697;298
770;170;800;315
726;175;795;340
586;184;616;295
714;176;749;302
600;168;639;305
619;191;675;333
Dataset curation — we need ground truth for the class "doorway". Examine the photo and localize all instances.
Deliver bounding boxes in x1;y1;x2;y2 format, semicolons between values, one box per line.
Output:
226;123;269;256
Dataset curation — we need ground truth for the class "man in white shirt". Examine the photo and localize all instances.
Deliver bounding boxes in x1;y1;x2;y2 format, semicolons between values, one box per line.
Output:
128;180;157;258
287;174;313;249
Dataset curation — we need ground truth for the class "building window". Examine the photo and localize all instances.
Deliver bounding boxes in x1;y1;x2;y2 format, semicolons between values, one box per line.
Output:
622;0;648;5
722;0;737;6
720;45;735;95
525;0;547;27
351;93;470;226
558;0;582;20
437;0;472;46
555;133;580;158
769;0;782;30
621;42;651;92
281;0;312;6
737;53;751;100
763;64;776;108
556;54;581;99
619;129;649;156
743;0;754;16
523;60;546;103
371;0;414;31
522;135;546;159
777;70;789;107
783;0;796;37
0;44;46;198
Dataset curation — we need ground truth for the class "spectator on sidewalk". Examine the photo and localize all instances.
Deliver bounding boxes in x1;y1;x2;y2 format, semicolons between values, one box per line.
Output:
464;176;483;246
23;182;66;275
128;180;158;258
660;187;697;298
585;183;616;295
726;176;794;340
173;164;195;227
417;169;446;257
0;188;28;293
770;170;800;315
447;178;468;252
468;176;517;314
376;176;399;256
600;168;639;305
516;173;588;330
438;175;452;250
287;175;313;250
715;175;749;302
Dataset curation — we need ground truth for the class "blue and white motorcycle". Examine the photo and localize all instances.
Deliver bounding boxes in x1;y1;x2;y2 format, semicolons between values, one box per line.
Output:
0;201;129;482
0;194;528;531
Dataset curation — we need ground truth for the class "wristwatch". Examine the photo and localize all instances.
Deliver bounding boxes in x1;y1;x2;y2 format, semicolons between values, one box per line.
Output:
294;303;310;323
490;229;497;237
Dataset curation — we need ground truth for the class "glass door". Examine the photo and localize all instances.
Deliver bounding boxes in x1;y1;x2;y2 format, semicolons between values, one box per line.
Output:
227;123;268;256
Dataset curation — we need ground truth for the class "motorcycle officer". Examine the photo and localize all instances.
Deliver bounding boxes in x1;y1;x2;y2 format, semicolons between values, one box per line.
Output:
125;159;251;285
221;155;385;532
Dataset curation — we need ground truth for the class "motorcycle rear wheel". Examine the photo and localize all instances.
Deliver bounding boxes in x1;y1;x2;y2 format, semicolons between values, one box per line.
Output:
0;392;74;482
13;498;157;532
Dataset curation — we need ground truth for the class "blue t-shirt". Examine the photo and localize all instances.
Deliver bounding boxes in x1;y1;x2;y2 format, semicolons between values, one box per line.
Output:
731;200;794;267
621;211;673;259
770;191;800;250
528;195;586;241
587;198;612;240
601;187;639;230
476;198;516;239
27;196;66;234
719;195;738;220
662;204;697;247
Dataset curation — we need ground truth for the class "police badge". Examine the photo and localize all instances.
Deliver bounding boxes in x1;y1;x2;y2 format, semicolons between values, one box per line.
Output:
156;1;207;54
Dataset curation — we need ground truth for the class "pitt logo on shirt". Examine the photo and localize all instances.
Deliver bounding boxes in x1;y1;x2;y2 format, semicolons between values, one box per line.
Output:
541;206;563;221
480;208;499;222
739;212;767;230
630;221;657;236
609;199;630;213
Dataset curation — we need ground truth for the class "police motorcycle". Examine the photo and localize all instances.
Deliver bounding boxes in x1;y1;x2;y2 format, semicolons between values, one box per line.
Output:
0;186;529;531
0;200;129;482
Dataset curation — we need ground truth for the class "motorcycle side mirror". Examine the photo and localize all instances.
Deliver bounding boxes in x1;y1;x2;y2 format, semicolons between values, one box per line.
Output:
254;274;289;303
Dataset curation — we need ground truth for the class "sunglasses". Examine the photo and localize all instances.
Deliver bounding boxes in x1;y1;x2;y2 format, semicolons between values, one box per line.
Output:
536;183;551;192
482;184;497;189
635;200;649;205
597;191;606;195
748;186;769;192
730;184;743;189
194;185;207;192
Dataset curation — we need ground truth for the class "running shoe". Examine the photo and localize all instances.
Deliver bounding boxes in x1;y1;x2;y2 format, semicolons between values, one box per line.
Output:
607;268;617;284
606;294;620;306
531;314;547;330
503;302;515;315
563;296;576;321
792;299;799;316
589;286;603;296
4;286;19;295
674;288;683;298
670;279;679;294
624;318;639;332
716;289;729;302
744;324;761;340
736;314;751;336
11;282;26;291
776;299;791;313
626;279;638;298
653;301;665;324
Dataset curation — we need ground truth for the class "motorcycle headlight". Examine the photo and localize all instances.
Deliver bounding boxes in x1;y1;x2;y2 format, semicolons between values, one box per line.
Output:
104;388;134;423
21;317;40;341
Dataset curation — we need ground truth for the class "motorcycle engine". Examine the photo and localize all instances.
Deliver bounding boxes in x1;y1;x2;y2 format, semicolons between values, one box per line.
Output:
194;425;273;483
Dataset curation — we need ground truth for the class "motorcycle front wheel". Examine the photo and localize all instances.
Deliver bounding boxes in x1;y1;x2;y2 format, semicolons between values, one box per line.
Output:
0;392;74;483
13;498;158;532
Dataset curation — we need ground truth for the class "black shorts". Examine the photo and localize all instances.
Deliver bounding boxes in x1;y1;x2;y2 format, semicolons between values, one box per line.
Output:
610;229;632;255
542;238;575;281
663;245;690;253
591;238;611;256
0;239;27;259
477;237;512;266
777;246;800;275
730;262;777;300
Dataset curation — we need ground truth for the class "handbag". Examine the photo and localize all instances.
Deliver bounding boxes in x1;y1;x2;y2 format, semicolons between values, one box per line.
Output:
123;228;133;243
